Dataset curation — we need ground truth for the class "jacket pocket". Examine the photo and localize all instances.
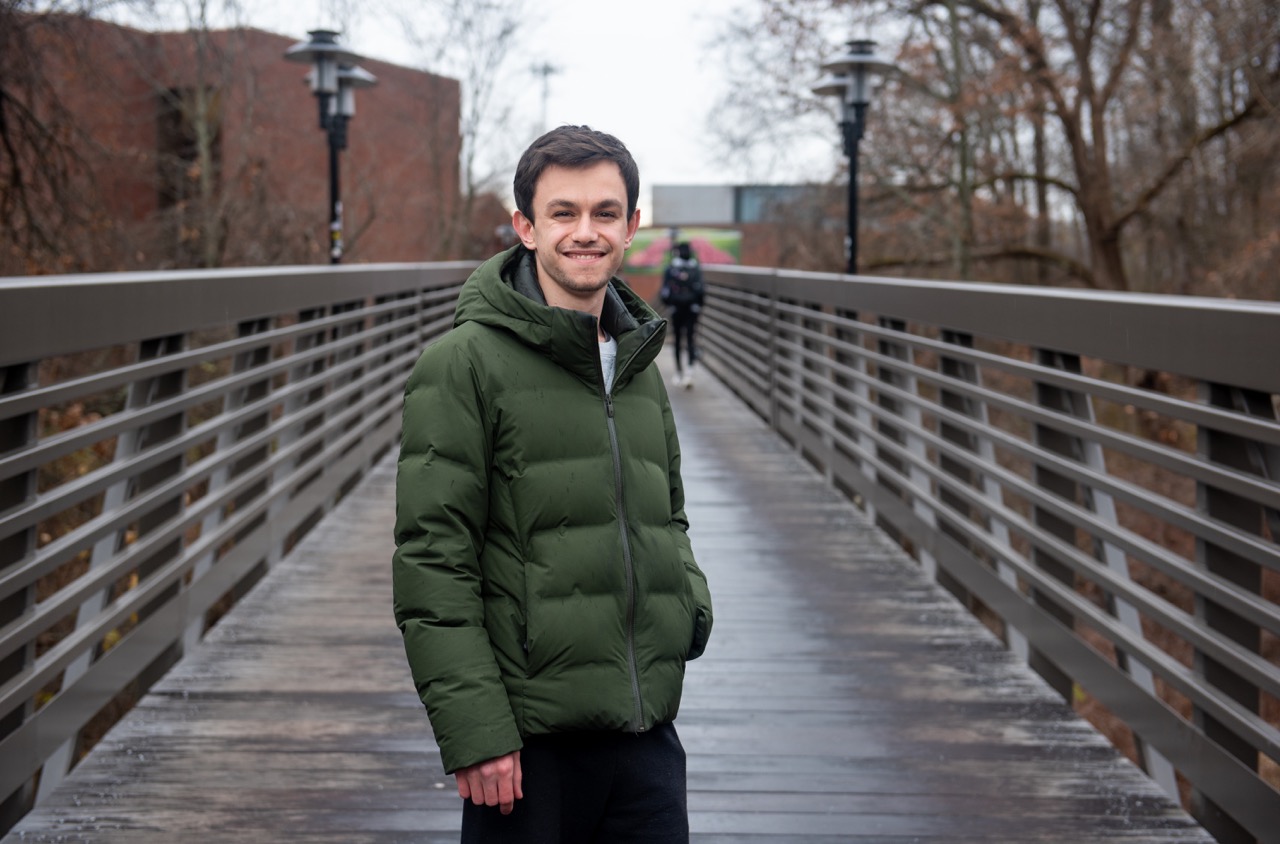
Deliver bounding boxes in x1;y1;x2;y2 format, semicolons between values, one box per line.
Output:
687;605;710;660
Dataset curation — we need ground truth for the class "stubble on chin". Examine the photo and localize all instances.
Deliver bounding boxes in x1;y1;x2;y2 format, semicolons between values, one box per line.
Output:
542;254;615;298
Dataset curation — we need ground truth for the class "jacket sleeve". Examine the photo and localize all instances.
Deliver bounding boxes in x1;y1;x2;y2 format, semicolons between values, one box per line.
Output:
661;390;713;660
392;340;522;773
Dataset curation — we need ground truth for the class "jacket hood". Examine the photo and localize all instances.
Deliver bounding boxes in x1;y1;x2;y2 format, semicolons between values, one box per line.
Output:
453;245;667;388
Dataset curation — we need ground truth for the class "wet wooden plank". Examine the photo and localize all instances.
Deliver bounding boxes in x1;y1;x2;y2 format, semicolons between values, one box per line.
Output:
3;359;1211;842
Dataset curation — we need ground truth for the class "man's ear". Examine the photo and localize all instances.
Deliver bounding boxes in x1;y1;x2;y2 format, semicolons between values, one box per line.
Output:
512;210;536;249
624;208;641;248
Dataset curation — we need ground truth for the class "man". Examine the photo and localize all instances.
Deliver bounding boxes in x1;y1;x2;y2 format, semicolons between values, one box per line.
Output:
392;125;713;843
659;241;705;388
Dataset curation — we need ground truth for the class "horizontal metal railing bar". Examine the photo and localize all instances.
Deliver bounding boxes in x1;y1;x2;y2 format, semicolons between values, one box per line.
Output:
705;295;772;328
889;393;1280;636
704;310;771;353
698;343;769;418
0;323;421;542
773;321;1280;514
0;311;410;485
0;263;475;367
771;390;1280;706
0;296;419;425
701;269;1280;840
0;312;420;485
698;329;770;373
772;403;1280;760
702;304;771;343
801;421;1280;837
0;263;475;826
0;408;399;800
0;387;399;725
0;351;410;614
0;371;404;692
418;309;459;342
794;380;1280;690
760;297;1280;447
769;356;1280;625
704;268;1280;394
698;323;769;383
0;345;411;609
704;292;772;333
772;341;1280;574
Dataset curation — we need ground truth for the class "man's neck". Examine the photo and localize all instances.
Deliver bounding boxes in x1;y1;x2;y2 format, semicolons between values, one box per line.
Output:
536;277;609;340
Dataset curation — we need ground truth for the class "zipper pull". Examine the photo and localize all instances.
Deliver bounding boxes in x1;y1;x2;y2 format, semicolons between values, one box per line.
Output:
605;394;615;418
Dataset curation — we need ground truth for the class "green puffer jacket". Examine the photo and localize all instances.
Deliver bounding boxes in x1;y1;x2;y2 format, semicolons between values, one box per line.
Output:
392;246;713;775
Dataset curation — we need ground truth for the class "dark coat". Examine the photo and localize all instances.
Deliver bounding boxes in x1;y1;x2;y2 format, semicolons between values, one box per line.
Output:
393;246;713;774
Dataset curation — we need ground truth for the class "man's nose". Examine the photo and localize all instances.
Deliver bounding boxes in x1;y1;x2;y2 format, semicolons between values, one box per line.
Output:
572;215;597;242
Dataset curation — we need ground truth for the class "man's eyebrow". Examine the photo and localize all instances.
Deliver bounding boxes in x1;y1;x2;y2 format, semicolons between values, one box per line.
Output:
544;198;624;211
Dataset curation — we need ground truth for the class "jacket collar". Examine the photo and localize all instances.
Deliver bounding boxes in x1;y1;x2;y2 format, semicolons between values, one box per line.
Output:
456;246;666;390
507;247;641;340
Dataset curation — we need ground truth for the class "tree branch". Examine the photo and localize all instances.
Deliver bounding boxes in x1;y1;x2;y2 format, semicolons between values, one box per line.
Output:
1112;97;1263;232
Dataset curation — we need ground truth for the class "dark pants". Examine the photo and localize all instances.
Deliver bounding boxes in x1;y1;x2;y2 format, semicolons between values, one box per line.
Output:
460;721;688;844
671;309;698;373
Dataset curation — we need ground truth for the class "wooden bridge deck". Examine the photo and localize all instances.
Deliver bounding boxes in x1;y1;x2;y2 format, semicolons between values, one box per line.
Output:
4;360;1211;842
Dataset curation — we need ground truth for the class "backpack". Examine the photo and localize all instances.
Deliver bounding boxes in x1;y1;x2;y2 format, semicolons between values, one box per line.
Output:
662;258;702;308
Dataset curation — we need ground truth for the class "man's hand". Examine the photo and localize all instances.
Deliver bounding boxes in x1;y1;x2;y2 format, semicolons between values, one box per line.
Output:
455;751;523;815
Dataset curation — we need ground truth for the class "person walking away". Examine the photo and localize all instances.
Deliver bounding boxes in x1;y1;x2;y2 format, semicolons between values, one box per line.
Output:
392;124;714;844
660;241;704;388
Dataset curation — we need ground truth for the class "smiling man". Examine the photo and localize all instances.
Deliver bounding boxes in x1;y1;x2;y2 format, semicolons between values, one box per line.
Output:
392;125;713;843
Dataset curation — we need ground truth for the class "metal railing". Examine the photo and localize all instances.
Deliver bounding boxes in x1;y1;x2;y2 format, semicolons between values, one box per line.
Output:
697;265;1280;843
0;262;473;830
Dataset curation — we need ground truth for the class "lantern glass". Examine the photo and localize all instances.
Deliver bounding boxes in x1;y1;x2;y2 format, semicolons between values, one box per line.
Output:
313;56;338;95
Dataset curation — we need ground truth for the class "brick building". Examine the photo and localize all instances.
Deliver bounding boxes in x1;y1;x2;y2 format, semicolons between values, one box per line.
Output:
9;16;467;273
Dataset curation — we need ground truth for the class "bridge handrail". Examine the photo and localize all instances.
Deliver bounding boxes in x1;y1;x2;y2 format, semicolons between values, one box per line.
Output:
0;262;475;828
699;265;1280;842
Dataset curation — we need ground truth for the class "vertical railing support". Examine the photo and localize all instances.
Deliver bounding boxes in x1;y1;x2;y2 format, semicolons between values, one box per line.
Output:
937;331;1027;661
0;362;37;831
876;318;938;577
1192;382;1275;843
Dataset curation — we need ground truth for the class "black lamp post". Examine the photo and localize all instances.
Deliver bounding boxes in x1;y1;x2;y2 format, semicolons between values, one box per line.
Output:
284;30;378;264
813;38;891;275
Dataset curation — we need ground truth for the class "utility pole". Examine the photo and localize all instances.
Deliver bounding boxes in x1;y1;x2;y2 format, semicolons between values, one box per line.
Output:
530;61;560;133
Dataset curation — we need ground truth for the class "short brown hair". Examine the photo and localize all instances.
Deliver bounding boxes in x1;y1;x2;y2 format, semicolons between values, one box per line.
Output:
513;125;640;221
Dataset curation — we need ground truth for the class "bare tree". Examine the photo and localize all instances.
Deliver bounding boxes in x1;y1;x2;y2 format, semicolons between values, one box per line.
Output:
1;2;113;274
710;0;1280;295
391;0;528;258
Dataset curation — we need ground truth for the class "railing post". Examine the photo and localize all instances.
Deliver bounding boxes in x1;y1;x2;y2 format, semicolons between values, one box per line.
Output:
833;309;878;520
182;318;276;657
1192;382;1275;843
767;274;780;432
115;334;190;672
39;334;197;799
800;303;834;480
1029;351;1177;798
1027;349;1087;702
0;362;37;832
876;318;938;578
260;311;324;574
937;331;1027;661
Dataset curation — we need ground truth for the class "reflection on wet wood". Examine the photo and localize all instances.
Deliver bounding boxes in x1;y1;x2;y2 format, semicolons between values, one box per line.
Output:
4;359;1210;842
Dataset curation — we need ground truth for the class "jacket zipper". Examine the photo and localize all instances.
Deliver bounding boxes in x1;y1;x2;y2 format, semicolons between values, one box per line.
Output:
599;323;662;733
604;393;644;732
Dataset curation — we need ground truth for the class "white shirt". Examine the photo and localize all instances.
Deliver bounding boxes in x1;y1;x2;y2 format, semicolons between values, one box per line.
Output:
599;333;618;393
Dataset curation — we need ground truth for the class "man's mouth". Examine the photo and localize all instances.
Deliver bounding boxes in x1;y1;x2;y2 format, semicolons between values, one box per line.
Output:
564;250;606;262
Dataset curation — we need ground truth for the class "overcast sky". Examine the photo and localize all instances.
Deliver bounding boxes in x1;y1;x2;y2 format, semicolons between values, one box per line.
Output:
250;0;841;214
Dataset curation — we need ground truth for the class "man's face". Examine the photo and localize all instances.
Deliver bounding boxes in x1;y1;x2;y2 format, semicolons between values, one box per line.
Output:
512;161;641;307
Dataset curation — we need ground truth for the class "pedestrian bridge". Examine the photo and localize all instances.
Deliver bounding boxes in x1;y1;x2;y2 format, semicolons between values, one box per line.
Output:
0;262;1276;842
